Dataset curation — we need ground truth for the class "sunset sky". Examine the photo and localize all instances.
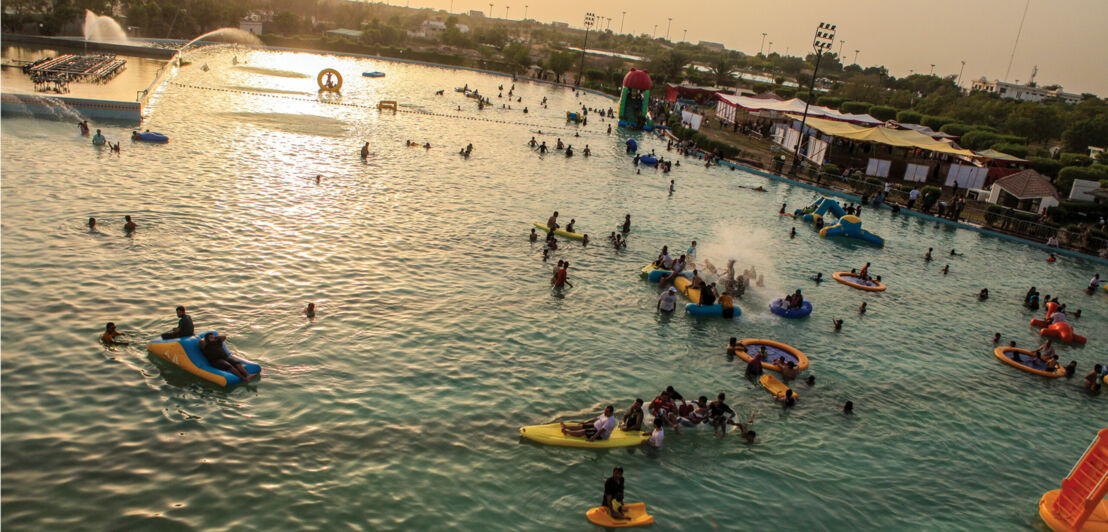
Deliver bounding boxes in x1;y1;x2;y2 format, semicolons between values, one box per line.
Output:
405;0;1108;95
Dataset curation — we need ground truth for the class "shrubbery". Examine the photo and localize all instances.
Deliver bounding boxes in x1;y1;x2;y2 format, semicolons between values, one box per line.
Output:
840;101;872;115
868;105;898;121
1028;156;1063;178
895;110;923;124
1059;153;1094;167
991;143;1030;158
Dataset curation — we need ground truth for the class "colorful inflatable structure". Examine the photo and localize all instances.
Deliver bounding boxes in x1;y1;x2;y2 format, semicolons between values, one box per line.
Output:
820;215;885;247
618;68;653;131
794;197;845;223
1038;428;1108;532
1030;301;1087;345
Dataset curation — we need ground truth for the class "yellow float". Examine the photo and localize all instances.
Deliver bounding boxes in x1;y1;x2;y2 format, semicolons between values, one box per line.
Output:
378;100;397;111
733;338;809;372
586;503;654;527
317;68;342;91
832;271;887;291
519;423;648;448
993;346;1066;378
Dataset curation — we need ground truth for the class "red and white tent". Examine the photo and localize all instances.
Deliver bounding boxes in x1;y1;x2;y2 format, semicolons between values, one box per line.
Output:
715;94;883;126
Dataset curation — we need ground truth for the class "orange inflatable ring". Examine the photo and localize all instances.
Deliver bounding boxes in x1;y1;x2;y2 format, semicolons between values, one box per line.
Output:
732;338;809;373
993;346;1066;378
832;271;887;292
317;68;343;92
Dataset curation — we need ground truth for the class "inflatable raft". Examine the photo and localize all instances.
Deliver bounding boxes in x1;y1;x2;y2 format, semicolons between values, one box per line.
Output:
735;339;809;372
146;331;261;387
586;503;654;528
132;131;169;143
362;71;385;77
760;374;797;400
638;155;658;166
685;301;740;318
770;298;812;318
533;222;584;240
641;263;691;283
993;346;1066;378
832;271;887;292
518;423;648;448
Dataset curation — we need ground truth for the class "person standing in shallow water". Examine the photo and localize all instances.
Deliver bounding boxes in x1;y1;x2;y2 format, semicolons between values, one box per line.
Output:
123;215;136;233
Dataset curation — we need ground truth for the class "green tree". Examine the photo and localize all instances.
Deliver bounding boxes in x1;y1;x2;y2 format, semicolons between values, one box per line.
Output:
273;11;300;35
707;53;733;87
545;50;576;81
1005;104;1063;143
1061;116;1108;153
503;43;531;73
648;49;691;84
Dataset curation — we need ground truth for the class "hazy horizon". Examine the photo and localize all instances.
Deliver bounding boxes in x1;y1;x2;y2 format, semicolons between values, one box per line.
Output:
402;0;1108;96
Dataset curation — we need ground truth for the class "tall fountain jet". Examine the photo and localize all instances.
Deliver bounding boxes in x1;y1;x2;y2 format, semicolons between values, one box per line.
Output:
83;10;129;43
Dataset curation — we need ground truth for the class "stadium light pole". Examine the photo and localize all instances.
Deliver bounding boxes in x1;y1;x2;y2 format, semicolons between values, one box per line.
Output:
665;17;672;40
853;49;859;64
576;12;595;86
760;33;767;55
791;21;836;174
620;11;626;33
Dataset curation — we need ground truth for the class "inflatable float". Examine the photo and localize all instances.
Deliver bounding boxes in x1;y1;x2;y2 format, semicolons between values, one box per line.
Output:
566;111;585;123
1029;302;1088;345
735;339;809;372
146;331;261;387
770;298;812;318
317;68;342;92
586;503;654;528
625;138;638;152
993;346;1066;377
132;131;169;143
684;300;740;318
832;271;887;292
820;215;885;247
760;374;797;400
362;71;385;77
795;197;846;222
638;155;658;166
533;222;584;240
518;423;648;448
1038;428;1108;532
641;263;691;283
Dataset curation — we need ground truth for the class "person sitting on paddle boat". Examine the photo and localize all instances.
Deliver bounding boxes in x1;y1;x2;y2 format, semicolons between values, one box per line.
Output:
718;291;735;318
198;333;256;383
602;467;630;521
565;219;576;233
708;393;736;439
620;399;645;431
682;396;711;426
658;255;687;286
1035;339;1056;361
653;246;672;269
647;391;683;434
698;281;717;306
546;211;559;230
161;305;194;339
560;405;616;441
101;322;129;346
784;289;804;310
859;262;872;281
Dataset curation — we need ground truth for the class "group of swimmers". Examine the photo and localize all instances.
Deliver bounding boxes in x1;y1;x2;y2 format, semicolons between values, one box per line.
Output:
527;136;591;157
79;121;121;152
87;215;137;234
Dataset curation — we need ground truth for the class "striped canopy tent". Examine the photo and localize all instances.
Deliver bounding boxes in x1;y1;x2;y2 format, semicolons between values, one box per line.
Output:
715;94;883;126
787;115;979;158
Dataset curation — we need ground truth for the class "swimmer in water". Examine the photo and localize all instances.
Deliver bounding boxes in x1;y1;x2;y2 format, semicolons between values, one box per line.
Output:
858;302;867;314
942;264;949;275
925;248;933;261
361;142;370;158
78;120;90;135
832;318;843;331
100;322;129;346
978;288;988;300
582;234;589;246
779;203;787;214
88;217;97;231
529;228;538;242
123;215;136;233
993;332;1001;343
843;401;853;415
305;302;316;318
316;174;322;184
790;227;796;239
583;145;591;156
812;272;823;283
92;129;106;146
669;180;675;193
950;249;960;256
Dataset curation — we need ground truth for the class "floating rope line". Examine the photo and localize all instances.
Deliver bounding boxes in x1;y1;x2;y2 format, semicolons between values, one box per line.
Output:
168;81;603;133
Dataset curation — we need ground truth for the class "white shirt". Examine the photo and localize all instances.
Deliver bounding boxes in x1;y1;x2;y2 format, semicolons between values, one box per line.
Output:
672;260;685;274
1091;277;1101;288
1051;312;1066;323
658;291;677;311
648;428;664;449
661;254;674;269
909;189;920;200
593;414;616;439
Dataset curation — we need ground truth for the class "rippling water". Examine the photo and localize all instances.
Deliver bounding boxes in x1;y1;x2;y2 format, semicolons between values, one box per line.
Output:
2;47;1105;531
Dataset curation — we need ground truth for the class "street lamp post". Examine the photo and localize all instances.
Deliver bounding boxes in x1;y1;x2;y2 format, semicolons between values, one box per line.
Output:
488;3;493;17
620;11;626;33
505;5;509;18
524;4;528;19
665;17;672;40
576;12;595;86
929;63;935;75
760;33;767;55
791;21;836;174
957;60;966;87
682;29;687;42
853;49;859;64
653;24;658;38
607;17;612;31
768;41;773;54
838;40;845;59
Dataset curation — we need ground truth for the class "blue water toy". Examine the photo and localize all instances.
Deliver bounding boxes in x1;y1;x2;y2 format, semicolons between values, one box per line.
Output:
685;302;741;318
795;197;846;222
820;215;885;247
363;71;385;77
618;68;654;130
639;155;658;166
770;298;813;318
132;131;169;143
566;111;585;123
146;331;261;387
626;138;638;153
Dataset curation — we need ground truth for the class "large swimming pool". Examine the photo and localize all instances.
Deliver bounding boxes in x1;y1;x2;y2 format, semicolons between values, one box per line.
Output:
2;46;1105;531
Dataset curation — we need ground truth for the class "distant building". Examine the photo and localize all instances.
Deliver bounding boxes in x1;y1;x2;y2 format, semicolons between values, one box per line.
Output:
551;21;569;30
698;41;725;51
456;24;470;33
971;77;1081;105
239;13;264;35
469;10;485;17
325;29;363;40
987;169;1061;213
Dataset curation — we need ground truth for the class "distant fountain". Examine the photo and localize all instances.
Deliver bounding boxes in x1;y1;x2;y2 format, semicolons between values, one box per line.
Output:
83;10;129;43
179;28;262;52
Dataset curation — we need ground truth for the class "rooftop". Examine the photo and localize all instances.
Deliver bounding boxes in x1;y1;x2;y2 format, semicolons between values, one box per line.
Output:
992;169;1060;200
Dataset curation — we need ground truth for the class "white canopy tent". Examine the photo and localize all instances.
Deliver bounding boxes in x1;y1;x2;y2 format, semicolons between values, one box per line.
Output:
715;94;884;126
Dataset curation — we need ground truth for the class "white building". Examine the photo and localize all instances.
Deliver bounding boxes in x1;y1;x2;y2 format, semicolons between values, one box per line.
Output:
239;14;263;35
971;77;1082;105
987;169;1061;213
